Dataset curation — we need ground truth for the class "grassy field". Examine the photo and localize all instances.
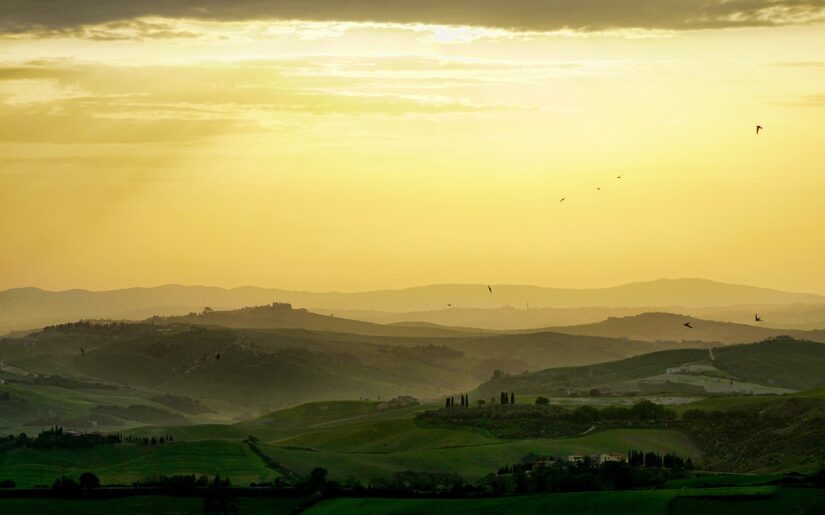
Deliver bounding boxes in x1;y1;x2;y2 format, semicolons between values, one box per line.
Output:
0;440;279;487
306;487;782;515
261;428;701;481
0;496;305;515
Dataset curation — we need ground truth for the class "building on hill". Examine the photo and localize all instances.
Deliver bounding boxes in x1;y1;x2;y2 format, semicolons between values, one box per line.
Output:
567;454;587;464
598;453;628;465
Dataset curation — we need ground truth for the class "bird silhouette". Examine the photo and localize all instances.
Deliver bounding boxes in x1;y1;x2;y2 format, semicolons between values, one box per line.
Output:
447;304;452;307
755;314;762;322
616;175;623;179
80;347;85;357
487;285;492;294
683;322;693;329
596;187;601;191
215;352;221;360
560;197;566;203
756;125;763;135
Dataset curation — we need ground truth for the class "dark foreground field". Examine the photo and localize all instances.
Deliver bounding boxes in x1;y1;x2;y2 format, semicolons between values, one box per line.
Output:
1;486;821;515
306;487;824;515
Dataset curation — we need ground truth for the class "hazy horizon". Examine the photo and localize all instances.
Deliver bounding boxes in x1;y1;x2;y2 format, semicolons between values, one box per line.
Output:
4;276;825;297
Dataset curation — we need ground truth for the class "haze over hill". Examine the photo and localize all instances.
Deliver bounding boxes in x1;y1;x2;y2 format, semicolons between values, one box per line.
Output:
2;278;824;334
333;304;825;331
476;338;825;397
544;312;825;345
152;303;487;338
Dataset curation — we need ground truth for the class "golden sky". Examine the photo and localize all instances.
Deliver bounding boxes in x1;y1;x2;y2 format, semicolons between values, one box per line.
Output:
1;4;825;293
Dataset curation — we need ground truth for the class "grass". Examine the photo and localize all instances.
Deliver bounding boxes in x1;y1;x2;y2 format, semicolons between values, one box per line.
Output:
669;487;825;515
261;429;702;481
271;418;499;453
0;496;305;515
0;441;279;487
305;487;779;515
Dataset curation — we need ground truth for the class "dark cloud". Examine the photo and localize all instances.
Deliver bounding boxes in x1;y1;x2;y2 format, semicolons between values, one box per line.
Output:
1;0;824;34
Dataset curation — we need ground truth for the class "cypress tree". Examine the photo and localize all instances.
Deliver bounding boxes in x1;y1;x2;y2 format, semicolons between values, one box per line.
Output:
510;392;515;405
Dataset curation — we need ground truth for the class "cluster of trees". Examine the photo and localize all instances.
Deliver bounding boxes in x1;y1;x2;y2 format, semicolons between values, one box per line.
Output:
0;427;122;451
43;321;130;331
420;400;677;439
0;428;177;452
51;472;101;492
482;460;684;494
132;474;224;490
627;449;692;469
445;394;472;408
445;392;519;409
123;433;175;446
499;392;516;405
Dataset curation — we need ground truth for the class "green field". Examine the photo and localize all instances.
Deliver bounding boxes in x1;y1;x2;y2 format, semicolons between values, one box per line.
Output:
0;440;279;487
261;428;701;481
306;487;788;515
0;496;305;515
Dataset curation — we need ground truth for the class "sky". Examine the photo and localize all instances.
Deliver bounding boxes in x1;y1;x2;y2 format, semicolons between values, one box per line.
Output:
1;1;824;294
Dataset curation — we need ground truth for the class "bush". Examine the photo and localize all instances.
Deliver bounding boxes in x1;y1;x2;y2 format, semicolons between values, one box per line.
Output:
79;472;100;489
51;476;80;492
0;479;15;488
535;396;550;405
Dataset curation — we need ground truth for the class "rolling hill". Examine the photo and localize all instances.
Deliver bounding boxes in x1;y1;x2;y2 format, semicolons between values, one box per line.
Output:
150;303;486;338
330;304;825;331
3;278;823;334
474;338;825;397
543;312;825;344
0;318;716;433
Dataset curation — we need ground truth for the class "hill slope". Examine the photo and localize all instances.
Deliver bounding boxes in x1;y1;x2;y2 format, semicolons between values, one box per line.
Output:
544;312;825;344
3;278;823;333
475;338;825;397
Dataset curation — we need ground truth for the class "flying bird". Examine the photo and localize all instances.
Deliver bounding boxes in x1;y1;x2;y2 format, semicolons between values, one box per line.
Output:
616;175;623;179
596;187;601;191
488;285;492;294
80;347;85;357
447;304;452;307
756;125;763;135
215;352;221;361
683;322;693;329
755;314;762;322
560;197;566;203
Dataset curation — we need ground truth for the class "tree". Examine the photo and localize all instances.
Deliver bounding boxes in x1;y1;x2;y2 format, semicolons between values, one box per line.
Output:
308;467;328;490
510;392;515;405
202;475;238;515
51;475;79;492
535;396;550;405
78;472;100;489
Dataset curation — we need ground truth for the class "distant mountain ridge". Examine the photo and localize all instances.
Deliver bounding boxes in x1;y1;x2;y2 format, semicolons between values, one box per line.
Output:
1;278;823;334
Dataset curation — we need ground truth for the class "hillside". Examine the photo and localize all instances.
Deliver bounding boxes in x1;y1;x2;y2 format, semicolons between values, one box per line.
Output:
332;304;825;331
3;278;823;333
0;320;717;433
543;312;825;344
475;338;825;397
151;303;487;338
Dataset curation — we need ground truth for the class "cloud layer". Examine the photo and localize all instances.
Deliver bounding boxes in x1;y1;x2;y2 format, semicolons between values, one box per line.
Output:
2;0;825;34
